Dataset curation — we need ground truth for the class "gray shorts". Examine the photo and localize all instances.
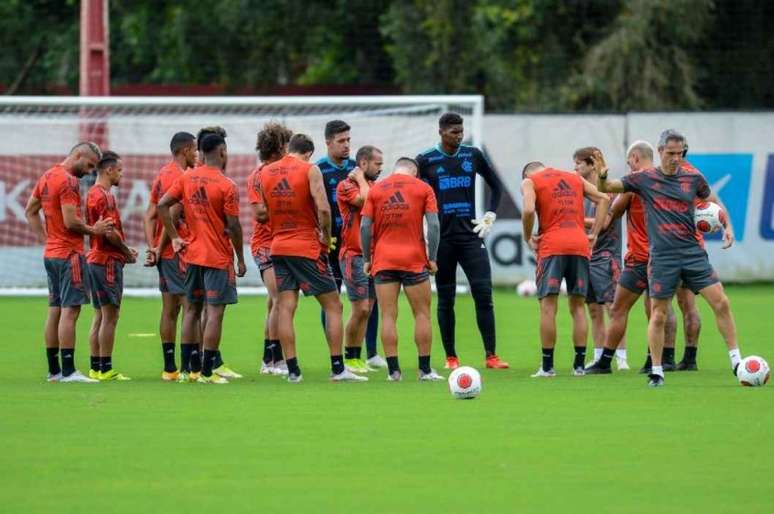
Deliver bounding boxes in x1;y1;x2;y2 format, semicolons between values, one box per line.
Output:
586;255;620;305
535;255;589;299
373;269;430;286
648;251;719;299
185;263;238;305
44;254;90;308
273;254;337;297
88;260;124;308
340;255;375;301
253;247;273;274
619;260;648;295
158;255;186;295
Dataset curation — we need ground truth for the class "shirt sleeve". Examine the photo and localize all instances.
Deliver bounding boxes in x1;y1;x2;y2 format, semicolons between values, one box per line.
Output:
246;172;262;205
149;176;162;204
696;174;711;200
424;184;439;214
86;191;105;225
621;173;641;194
362;191;374;219
224;182;240;217
31;177;43;199
60;175;81;206
474;148;503;212
337;180;359;206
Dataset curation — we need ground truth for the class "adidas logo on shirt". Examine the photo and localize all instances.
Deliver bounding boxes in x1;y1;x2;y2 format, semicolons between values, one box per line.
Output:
383;191;409;211
190;186;209;205
552;178;575;198
271;177;294;198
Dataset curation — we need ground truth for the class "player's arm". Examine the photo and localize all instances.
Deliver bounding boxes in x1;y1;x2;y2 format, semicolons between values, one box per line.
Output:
590;149;624;193
521;178;538;253
610;192;633;222
347;168;370;208
157;192;185;253
425;212;440;274
62;203;113;236
707;191;734;248
583;180;611;243
361;215;373;275
472;149;502;237
252;201;269;223
226;214;246;277
24;195;46;243
143;201;157;248
309;165;333;249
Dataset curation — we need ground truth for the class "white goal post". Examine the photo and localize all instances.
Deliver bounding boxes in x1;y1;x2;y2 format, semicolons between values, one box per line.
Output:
0;95;484;291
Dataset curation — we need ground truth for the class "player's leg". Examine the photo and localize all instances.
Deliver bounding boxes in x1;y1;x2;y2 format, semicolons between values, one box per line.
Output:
199;266;238;383
533;256;563;377
374;275;402;380
320;245;343;331
97;304;122;379
57;254;93;382
587;302;605;361
158;256;186;379
645;257;682;386
262;264;285;374
316;290;349;379
435;239;460;366
88;307;102;378
365;301;383;367
403;272;442;380
697;282;741;372
585;258;606;364
340;255;373;372
457;238;503;367
276;289;300;379
565;256;590;375
43;258;63;380
676;286;701;370
181;264;205;379
585;284;642;374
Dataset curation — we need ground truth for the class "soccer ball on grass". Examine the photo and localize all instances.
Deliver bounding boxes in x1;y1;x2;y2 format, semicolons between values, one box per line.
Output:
448;366;482;399
736;356;770;387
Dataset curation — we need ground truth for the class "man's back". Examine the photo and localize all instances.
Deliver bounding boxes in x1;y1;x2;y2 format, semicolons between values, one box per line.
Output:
532;168;588;259
32;164;84;258
86;184;125;264
363;174;437;274
261;154;322;259
625;170;650;264
169;165;238;269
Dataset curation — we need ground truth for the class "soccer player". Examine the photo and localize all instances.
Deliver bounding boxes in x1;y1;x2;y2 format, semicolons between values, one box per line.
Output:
573;147;627;370
416;113;507;370
157;134;247;384
25;142;113;383
258;133;365;383
521;162;610;377
337;145;383;373
360;157;443;381
143;131;197;381
86;151;138;381
597;133;742;386
248;122;293;375
317;120;382;368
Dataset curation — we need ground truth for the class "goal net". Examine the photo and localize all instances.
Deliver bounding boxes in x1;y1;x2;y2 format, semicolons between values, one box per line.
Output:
0;95;483;290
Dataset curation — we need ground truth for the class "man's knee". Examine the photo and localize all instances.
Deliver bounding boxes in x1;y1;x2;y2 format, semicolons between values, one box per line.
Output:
469;281;493;309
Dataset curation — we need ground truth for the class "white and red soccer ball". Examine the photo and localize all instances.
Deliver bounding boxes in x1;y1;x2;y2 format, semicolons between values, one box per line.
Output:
737;356;770;387
694;201;727;233
448;366;482;399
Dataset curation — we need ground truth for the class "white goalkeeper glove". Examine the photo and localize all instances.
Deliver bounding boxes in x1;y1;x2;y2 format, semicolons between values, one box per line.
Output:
472;211;496;239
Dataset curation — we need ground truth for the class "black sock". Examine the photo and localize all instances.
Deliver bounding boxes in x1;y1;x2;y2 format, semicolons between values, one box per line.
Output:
46;347;60;375
162;342;176;372
683;346;698;363
180;343;195;373
90;355;100;372
663;347;675;363
354;346;362;360
599;347;615;368
270;340;283;362
286;357;301;376
330;355;345;375
365;305;378;358
541;348;554;372
190;346;202;373
386;356;400;375
100;356;112;373
202;349;217;377
262;339;272;364
418;355;432;374
573;346;586;369
344;346;358;360
61;348;75;376
213;350;224;369
643;353;652;368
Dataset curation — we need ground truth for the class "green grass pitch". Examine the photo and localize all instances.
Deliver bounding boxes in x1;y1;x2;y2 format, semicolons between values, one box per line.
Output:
2;285;772;513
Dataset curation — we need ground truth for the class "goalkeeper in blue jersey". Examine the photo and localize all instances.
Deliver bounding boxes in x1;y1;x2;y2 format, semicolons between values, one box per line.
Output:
416;113;508;370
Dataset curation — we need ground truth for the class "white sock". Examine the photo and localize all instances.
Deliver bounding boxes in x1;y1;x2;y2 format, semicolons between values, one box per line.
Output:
729;348;741;368
594;348;603;361
651;365;664;377
615;348;627;360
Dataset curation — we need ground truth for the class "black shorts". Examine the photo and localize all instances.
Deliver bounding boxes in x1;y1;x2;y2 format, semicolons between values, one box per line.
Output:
535;255;589;299
88;260;123;308
340;255;375;301
374;269;430;286
158;255;186;295
619;260;649;295
44;254;90;308
253;248;273;273
648;251;719;299
586;255;620;304
185;263;238;305
273;254;338;297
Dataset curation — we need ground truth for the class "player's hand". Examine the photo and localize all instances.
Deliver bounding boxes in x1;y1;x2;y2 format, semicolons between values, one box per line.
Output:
92;216;114;235
528;234;540;254
325;236;337;253
427;260;438;275
590;149;608;176
171;237;187;254
144;247;159;267
348;167;365;183
472;211;497;239
722;228;735;249
125;247;138;264
236;259;247;277
363;261;371;275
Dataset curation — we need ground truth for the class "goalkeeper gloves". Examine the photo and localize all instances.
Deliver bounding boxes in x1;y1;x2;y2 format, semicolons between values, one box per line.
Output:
472;211;496;239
